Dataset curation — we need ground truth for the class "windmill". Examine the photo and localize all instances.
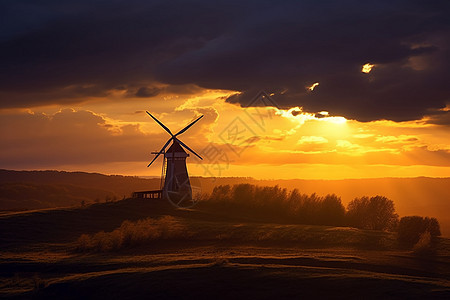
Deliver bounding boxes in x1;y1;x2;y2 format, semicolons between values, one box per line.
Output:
144;111;203;206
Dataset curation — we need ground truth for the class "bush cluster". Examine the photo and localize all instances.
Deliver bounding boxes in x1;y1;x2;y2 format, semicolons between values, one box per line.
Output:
200;184;346;226
74;216;187;252
397;216;441;247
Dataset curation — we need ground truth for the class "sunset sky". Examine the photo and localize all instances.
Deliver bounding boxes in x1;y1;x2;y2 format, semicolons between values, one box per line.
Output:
1;0;449;179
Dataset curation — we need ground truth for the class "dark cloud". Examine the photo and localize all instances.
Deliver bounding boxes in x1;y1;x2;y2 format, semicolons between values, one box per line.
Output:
129;84;202;98
0;0;237;107
135;87;161;98
1;0;450;121
424;110;450;125
156;1;450;122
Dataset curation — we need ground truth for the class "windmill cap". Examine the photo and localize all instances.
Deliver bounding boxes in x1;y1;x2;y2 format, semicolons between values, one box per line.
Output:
166;139;188;154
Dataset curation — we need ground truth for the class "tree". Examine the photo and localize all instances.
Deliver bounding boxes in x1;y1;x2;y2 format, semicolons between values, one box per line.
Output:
347;196;398;231
232;184;254;204
318;194;346;226
397;216;441;246
210;185;232;202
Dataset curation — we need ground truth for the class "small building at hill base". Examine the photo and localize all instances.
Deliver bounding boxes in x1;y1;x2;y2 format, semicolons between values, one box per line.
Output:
132;190;162;199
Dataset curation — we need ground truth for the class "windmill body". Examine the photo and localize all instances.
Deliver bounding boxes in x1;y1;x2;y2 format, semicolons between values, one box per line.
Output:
132;111;203;206
163;139;192;202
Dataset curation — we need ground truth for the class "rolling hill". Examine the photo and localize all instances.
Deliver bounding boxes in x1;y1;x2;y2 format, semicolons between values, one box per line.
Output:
0;169;449;236
0;197;449;299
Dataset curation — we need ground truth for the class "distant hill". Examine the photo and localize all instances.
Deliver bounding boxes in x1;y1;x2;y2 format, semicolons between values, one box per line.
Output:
0;182;116;211
0;169;449;236
0;169;160;196
0;169;160;211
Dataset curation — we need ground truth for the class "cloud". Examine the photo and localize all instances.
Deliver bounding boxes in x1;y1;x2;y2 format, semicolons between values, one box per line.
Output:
0;0;227;106
135;87;161;98
0;109;156;168
236;142;450;167
336;140;362;151
424;110;450;125
129;84;203;99
155;1;450;122
1;0;449;122
297;136;328;144
375;135;419;144
295;136;329;153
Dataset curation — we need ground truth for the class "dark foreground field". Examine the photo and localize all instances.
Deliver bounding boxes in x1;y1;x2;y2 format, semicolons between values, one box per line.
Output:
1;198;449;299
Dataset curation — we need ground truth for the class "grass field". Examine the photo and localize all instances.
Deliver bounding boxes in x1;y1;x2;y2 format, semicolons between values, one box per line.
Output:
1;198;449;299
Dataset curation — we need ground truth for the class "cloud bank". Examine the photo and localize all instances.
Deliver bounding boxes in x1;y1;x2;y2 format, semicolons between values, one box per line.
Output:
1;0;449;122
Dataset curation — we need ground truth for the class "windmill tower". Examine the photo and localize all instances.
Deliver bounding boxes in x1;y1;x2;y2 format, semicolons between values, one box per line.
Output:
146;111;203;205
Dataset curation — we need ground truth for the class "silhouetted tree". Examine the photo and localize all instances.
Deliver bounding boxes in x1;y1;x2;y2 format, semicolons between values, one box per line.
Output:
318;194;346;226
285;189;301;210
347;196;398;231
202;184;349;227
232;184;254;204
210;185;232;202
397;216;441;246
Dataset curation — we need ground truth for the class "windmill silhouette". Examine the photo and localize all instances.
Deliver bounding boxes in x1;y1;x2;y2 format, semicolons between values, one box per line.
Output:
133;111;203;207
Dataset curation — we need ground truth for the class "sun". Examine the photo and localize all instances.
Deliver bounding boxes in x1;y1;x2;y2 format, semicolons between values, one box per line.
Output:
362;63;375;73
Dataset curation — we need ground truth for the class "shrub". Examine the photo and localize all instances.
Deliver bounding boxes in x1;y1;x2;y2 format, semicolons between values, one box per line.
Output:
397;216;441;246
347;196;398;231
74;216;187;252
412;231;433;255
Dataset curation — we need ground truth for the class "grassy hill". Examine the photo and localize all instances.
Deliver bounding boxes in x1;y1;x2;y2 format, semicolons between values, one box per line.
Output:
1;169;449;236
0;198;449;299
0;197;391;251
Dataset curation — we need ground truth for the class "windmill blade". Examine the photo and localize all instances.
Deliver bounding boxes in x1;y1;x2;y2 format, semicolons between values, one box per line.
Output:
174;115;204;137
147;138;172;167
146;111;173;136
176;138;203;160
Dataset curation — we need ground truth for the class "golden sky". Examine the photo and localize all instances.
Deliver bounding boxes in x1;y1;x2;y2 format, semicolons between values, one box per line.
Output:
1;87;449;180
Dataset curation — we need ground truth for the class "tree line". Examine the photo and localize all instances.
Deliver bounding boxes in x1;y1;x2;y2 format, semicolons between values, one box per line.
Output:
198;184;441;247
